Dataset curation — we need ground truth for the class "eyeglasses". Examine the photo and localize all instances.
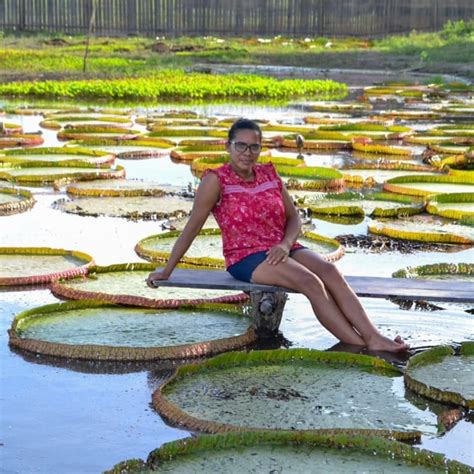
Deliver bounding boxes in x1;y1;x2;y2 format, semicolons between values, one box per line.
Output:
229;141;262;154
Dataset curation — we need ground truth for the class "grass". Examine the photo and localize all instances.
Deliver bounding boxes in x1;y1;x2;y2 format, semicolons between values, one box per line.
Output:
0;19;472;84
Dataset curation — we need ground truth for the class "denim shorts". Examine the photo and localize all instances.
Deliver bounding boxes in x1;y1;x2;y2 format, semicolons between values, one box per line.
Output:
227;247;306;283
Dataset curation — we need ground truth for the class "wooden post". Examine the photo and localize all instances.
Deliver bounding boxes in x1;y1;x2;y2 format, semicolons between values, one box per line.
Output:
249;291;288;337
83;0;97;73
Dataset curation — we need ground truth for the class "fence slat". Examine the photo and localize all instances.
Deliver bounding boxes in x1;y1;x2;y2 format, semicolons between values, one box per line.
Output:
0;0;472;37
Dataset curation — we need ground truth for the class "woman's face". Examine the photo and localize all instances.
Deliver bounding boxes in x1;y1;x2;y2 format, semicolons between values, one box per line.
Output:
226;129;262;177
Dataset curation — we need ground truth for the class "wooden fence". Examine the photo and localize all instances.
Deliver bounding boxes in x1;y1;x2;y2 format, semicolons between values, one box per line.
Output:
0;0;473;37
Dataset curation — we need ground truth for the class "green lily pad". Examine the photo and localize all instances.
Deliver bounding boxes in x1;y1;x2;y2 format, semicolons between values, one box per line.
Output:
0;247;93;285
384;174;474;197
369;215;474;244
54;194;193;219
153;349;438;439
0;133;44;148
295;191;423;218
9;300;255;361
405;342;474;409
0;187;35;215
65;179;180;197
105;432;472;474
427;193;474;220
393;263;474;282
0;147;115;166
0;164;125;185
51;263;247;307
135;229;343;267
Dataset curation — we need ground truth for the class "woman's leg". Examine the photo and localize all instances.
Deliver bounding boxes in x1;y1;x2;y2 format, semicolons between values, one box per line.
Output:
290;249;408;351
251;257;365;345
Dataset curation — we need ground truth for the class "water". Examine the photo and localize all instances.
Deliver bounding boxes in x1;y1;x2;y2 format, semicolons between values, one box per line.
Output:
1;101;473;472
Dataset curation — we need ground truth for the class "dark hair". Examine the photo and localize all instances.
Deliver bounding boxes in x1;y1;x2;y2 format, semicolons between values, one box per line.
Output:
228;118;262;142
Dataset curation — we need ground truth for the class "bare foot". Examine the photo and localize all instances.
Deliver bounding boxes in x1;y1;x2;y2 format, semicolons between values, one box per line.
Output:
366;334;410;352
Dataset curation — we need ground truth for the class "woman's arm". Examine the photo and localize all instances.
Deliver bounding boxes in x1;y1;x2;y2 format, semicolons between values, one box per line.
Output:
266;184;302;265
146;172;220;285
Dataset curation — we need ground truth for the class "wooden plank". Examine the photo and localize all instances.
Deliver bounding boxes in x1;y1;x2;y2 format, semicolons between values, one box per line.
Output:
152;268;474;303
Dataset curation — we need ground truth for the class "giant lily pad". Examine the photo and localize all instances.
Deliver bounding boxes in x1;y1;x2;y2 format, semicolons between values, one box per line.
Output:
105;432;471;473
295;191;423;218
135;229;344;267
9;300;255;361
368;215;474;244
57;126;140;141
393;262;474;282
426;193;474;220
405;342;474;409
66;179;180;197
0;147;115;166
54;194;193;220
153;349;438;440
0;247;93;285
0;133;44;148
40;114;133;130
0;163;125;185
384;174;474;197
0;187;35;216
50;263;248;307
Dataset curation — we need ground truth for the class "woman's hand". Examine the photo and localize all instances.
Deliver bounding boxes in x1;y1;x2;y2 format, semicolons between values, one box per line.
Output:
146;269;170;288
265;243;290;265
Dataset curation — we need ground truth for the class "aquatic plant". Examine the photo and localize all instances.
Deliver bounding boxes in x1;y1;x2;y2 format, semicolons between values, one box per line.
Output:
384;173;474;197
426;192;474;220
0;246;93;286
105;432;471;474
0;187;36;216
0;71;347;100
405;342;474;409
50;262;248;307
9;300;255;361
152;348;439;440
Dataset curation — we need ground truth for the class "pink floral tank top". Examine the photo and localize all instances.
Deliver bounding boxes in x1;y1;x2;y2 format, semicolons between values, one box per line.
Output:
204;162;301;268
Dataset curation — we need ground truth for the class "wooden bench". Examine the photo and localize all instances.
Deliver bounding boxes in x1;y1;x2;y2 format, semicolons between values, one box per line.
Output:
153;269;474;336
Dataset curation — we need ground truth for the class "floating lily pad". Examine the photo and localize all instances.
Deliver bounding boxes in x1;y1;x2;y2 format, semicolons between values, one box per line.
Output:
135;229;344;267
0;133;44;148
9;300;255;361
342;166;439;185
105;432;471;474
296;191;423;218
40;114;133;130
369;215;474;244
153;349;438;439
0;187;35;216
0;147;115;166
57;126;140;141
405;342;474;409
0;164;125;185
1;122;23;133
393;263;474;281
54;194;193;220
50;263;248;307
384;174;474;197
66;179;180;197
66;138;173;158
0;247;93;285
427;193;474;220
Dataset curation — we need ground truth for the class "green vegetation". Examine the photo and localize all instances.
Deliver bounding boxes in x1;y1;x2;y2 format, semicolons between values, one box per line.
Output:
0;70;346;100
0;19;472;83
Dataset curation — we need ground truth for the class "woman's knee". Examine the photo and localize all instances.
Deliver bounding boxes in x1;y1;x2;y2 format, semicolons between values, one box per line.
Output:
319;260;343;283
296;272;326;295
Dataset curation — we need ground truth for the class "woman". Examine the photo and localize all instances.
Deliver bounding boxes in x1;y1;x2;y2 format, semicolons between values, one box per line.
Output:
147;118;409;352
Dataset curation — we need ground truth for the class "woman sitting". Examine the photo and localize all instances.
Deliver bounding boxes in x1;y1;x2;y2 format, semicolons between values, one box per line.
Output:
147;118;409;352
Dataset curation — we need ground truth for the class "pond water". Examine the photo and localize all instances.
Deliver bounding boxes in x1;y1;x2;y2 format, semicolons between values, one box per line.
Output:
1;99;473;473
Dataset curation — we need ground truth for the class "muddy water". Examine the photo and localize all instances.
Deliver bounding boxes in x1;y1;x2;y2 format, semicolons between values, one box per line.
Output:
1;103;473;472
